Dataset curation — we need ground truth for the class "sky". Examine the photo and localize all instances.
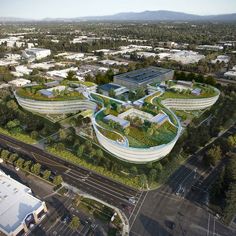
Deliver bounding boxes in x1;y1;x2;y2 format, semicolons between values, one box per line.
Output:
0;0;236;19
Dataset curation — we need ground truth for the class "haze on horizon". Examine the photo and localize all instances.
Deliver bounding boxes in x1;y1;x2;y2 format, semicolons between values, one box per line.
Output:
0;0;236;19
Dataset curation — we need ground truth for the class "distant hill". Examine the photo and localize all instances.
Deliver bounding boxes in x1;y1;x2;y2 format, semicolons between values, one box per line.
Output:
1;10;236;22
79;10;236;22
0;17;32;22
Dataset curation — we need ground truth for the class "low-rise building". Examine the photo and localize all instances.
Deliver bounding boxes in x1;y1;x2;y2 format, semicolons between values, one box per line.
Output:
104;114;130;128
197;45;224;51
168;50;205;64
114;67;174;90
98;83;128;96
136;52;157;58
0;170;47;236
64;53;85;61
8;78;31;87
23;48;51;60
211;55;230;64
99;60;129;66
29;62;55;70
224;66;236;80
47;67;78;79
11;65;32;77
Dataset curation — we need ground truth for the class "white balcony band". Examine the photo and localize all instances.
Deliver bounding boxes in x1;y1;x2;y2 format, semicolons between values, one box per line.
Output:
92;108;182;164
15;92;97;114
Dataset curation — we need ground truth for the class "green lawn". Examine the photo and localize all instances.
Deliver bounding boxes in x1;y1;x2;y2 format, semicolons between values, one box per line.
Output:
160;86;218;100
0;127;37;144
46;147;140;188
16;88;85;101
144;92;162;104
126;122;177;148
97;125;124;142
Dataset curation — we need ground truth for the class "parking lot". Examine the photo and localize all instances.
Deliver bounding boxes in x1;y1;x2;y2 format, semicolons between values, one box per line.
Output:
44;203;93;236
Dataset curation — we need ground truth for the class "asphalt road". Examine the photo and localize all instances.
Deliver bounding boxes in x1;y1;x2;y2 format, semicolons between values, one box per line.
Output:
0;125;235;236
129;124;236;236
0;132;141;218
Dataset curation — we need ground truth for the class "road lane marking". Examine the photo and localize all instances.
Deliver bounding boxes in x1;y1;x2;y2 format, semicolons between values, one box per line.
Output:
68;170;138;198
130;191;148;230
129;191;144;220
207;213;211;236
31;152;69;169
213;217;216;236
65;172;132;204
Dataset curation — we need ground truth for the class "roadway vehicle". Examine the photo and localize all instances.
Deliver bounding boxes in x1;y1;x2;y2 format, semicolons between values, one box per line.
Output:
15;167;20;171
129;197;136;204
61;215;70;224
170;222;176;230
0;158;3;163
176;186;185;196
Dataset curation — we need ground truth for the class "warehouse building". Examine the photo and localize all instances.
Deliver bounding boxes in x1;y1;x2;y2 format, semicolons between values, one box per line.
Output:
23;48;51;60
0;170;47;236
113;67;174;90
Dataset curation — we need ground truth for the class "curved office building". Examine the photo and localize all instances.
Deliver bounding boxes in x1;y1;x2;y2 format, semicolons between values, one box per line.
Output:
15;92;97;114
161;90;220;111
92;109;182;164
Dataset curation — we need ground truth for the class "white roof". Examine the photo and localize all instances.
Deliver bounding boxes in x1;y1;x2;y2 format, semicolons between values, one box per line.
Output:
47;67;78;78
0;170;43;235
8;78;31;86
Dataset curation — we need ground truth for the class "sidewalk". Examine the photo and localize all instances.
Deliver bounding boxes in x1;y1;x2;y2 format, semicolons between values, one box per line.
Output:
62;182;130;236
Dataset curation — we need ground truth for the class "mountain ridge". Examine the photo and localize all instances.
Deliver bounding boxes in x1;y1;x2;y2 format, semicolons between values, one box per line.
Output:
1;10;236;22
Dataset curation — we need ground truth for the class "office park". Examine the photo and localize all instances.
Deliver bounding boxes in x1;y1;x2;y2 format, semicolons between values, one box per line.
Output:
14;67;220;164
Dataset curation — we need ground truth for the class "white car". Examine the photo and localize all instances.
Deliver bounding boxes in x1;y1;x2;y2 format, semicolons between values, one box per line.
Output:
15;167;20;171
129;197;136;204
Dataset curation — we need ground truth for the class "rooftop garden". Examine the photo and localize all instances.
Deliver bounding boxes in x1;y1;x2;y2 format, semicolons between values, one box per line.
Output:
61;80;96;88
95;103;178;148
16;84;85;101
159;81;218;100
91;93;123;107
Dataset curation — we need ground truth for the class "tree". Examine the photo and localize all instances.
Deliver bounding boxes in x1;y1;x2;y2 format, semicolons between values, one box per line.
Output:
148;169;157;184
69;216;80;230
77;145;85;156
43;170;51;180
227;135;236;149
130;166;138;176
15;158;25;169
31;163;41;175
154;162;163;173
138;174;148;188
89;148;96;158
96;149;104;159
6;119;21;133
223;184;236;223
108;89;116;98
31;131;39;140
204;145;222;167
124;127;130;135
8;153;18;164
53;175;63;186
67;70;76;80
59;128;68;140
6;100;18;111
55;143;65;152
1;149;10;161
135;87;146;100
23;160;32;172
205;76;216;86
